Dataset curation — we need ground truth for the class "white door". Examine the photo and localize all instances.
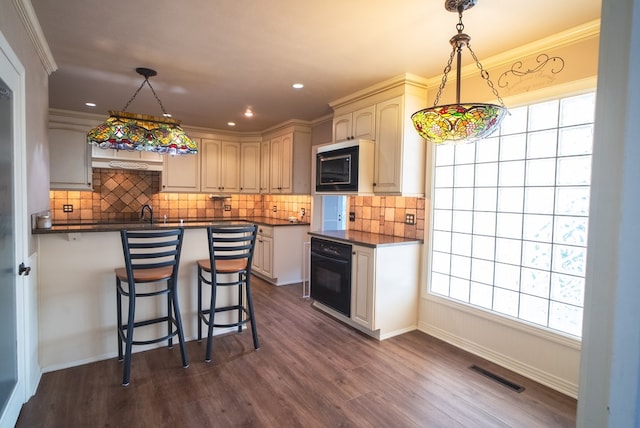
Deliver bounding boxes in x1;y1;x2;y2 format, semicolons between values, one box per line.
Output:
321;195;346;231
0;31;29;428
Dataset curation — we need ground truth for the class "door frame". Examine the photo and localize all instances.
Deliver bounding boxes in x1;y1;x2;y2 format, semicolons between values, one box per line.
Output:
0;28;30;428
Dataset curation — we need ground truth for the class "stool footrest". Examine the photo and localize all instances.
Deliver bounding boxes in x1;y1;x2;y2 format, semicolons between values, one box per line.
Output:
118;315;180;346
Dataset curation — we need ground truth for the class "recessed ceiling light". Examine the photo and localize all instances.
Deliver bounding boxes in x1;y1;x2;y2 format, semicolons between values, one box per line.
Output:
292;83;304;89
163;113;172;118
227;122;236;127
85;102;96;107
244;109;254;117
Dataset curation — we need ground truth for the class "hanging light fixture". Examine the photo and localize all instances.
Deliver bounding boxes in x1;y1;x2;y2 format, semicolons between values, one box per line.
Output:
87;67;198;155
411;0;508;145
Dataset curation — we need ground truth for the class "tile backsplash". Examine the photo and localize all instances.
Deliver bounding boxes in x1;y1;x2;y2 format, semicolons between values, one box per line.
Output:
50;168;311;224
49;169;424;240
348;195;425;240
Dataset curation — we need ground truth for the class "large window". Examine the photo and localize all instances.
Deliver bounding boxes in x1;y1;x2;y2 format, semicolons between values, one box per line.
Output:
429;92;595;337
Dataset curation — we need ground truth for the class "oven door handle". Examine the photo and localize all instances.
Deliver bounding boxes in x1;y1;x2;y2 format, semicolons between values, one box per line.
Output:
311;251;351;265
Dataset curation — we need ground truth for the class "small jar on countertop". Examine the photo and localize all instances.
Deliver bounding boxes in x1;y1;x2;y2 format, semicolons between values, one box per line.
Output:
37;214;52;229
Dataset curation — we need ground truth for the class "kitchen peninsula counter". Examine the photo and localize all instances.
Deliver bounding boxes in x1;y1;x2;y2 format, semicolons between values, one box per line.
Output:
33;216;309;234
35;218;309;371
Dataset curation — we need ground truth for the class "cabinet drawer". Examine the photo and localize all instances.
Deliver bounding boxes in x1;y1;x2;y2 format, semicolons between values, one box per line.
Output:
256;225;273;237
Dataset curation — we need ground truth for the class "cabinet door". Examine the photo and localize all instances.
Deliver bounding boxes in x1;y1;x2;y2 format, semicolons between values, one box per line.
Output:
261;235;274;278
49;127;92;190
162;147;201;192
200;138;222;192
260;140;270;193
352;105;375;140
252;235;264;273
351;245;375;329
279;134;293;193
240;142;260;193
374;96;403;194
269;136;283;193
333;113;352;142
220;141;240;193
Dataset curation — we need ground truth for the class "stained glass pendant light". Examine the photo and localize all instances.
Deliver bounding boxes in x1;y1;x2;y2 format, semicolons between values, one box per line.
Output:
411;0;507;145
87;67;198;155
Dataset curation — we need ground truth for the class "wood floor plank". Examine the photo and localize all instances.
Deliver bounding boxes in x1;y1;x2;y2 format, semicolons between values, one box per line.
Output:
16;276;576;427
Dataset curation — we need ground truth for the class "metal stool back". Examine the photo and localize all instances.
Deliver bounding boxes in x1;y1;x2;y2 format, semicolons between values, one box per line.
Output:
115;228;189;386
197;224;259;362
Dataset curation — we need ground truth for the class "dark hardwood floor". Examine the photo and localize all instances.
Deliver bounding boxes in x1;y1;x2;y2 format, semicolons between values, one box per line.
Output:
16;276;576;427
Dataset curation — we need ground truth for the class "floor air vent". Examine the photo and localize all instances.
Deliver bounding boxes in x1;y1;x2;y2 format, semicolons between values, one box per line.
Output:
469;365;525;393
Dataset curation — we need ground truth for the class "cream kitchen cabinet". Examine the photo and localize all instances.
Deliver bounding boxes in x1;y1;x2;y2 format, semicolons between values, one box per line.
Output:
265;124;312;194
269;134;291;193
332;105;375;142
161;147;201;192
201;138;240;193
240;142;260;193
49;123;93;190
161;138;240;193
329;74;428;196
251;224;309;286
350;241;421;339
373;93;426;196
252;225;274;279
259;140;270;193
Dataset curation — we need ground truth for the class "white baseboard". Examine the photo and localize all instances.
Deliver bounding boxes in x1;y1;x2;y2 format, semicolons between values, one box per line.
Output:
419;321;579;398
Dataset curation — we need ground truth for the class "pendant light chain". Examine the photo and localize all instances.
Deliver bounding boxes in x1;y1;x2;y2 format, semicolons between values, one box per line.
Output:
432;48;457;107
467;44;507;109
121;77;169;115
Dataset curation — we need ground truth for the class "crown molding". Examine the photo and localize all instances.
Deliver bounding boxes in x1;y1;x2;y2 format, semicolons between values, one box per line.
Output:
426;19;601;86
13;0;57;74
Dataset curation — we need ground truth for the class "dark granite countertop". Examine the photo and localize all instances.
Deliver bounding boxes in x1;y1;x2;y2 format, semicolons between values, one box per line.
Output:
33;216;310;234
308;230;422;248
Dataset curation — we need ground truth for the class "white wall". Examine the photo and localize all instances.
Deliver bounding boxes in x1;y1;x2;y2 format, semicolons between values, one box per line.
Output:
578;0;640;426
0;0;54;255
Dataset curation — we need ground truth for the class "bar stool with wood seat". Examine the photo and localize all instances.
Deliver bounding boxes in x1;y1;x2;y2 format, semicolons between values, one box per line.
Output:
115;228;189;386
197;224;259;362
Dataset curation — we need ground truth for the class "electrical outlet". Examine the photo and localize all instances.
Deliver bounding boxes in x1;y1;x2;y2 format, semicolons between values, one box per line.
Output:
224;205;231;211
272;205;278;212
63;204;73;213
349;212;356;222
300;208;306;217
405;213;415;225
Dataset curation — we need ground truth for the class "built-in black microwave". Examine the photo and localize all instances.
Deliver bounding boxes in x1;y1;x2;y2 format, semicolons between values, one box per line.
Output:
315;139;374;194
316;145;359;192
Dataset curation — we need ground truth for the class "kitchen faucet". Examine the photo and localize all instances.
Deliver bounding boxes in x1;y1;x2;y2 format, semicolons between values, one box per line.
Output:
140;204;153;224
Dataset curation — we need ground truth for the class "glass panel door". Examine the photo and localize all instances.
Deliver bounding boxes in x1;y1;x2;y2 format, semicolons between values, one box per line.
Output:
0;77;16;416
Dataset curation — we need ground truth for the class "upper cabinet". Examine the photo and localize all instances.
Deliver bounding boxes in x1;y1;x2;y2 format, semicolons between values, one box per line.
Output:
265;123;312;195
49;125;93;191
332;105;375;142
49;111;98;191
373;91;425;196
161;145;201;192
201;138;240;193
240;142;261;194
329;74;428;196
259;140;270;194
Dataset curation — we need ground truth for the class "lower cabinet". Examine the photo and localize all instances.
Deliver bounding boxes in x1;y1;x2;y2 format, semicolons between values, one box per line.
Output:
350;242;421;339
252;224;309;286
253;226;274;278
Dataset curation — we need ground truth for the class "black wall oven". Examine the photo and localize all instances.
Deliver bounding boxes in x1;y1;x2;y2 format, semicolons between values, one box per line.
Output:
310;238;352;317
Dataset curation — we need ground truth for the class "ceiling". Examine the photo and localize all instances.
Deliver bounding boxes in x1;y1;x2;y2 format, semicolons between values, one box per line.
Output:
30;0;602;133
